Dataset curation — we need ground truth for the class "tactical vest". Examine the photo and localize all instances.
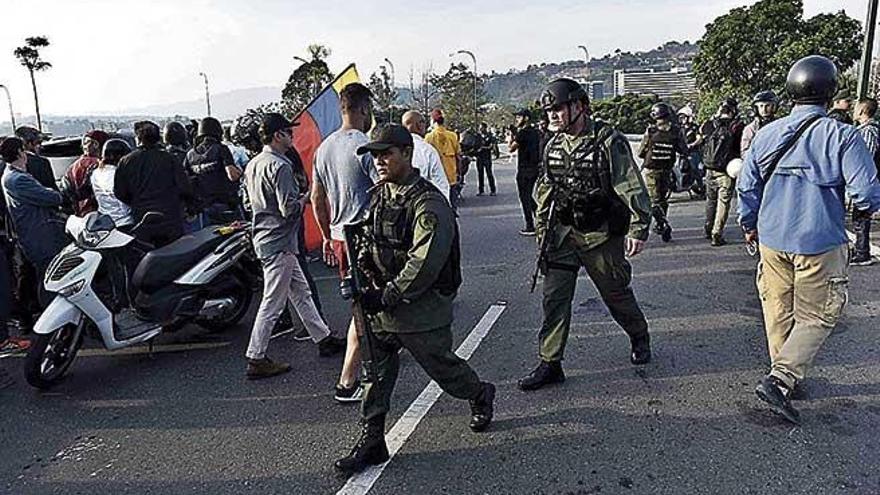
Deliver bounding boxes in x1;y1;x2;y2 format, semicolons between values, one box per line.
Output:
368;178;462;295
643;127;678;170
186;139;239;206
543;124;616;232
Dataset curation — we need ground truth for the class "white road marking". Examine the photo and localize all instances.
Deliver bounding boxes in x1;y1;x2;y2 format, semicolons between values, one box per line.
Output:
336;302;507;495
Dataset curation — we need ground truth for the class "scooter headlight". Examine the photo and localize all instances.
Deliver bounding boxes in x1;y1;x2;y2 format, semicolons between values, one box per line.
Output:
56;280;85;297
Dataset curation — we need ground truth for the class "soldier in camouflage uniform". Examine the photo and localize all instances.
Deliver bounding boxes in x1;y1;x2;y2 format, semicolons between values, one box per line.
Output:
519;78;654;391
335;125;496;475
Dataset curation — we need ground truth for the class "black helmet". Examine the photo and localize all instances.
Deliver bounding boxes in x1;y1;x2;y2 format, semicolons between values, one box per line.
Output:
163;121;188;146
752;90;779;105
719;96;739;116
197;117;224;140
650;102;673;120
785;55;838;105
101;138;131;163
539;78;589;110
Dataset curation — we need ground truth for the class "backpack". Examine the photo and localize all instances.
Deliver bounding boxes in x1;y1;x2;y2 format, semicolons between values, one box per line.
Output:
702;119;736;171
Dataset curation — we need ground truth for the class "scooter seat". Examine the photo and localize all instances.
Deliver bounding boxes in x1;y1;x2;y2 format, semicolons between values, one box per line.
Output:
132;227;227;293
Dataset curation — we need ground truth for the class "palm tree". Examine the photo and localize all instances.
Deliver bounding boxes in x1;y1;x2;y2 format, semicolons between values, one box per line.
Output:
13;36;52;131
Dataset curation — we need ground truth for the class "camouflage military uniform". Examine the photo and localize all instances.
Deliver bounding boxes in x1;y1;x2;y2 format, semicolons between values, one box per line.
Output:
534;120;653;362
359;171;485;422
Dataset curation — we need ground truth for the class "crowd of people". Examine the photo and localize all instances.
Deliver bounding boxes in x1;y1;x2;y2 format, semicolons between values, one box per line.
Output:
1;54;878;474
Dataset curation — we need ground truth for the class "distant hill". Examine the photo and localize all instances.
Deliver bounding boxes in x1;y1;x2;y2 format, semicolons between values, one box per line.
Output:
116;86;281;120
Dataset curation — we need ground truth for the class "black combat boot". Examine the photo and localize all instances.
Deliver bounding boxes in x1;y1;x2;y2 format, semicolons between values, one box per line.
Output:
469;382;496;432
755;375;800;425
661;223;672;243
630;335;652;365
334;417;390;474
518;361;565;391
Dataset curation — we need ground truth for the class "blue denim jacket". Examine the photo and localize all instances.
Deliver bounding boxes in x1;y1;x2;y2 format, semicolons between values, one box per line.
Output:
1;165;68;264
737;105;880;255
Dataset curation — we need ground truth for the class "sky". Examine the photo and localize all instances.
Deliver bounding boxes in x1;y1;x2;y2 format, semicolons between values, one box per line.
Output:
0;0;868;118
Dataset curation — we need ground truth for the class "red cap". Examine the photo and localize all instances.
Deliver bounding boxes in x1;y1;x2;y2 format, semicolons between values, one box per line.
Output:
85;130;110;145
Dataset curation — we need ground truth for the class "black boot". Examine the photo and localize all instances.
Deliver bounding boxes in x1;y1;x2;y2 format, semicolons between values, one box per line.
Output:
703;224;712;240
755;375;800;425
469;382;496;432
334;417;390;474
630;335;652;365
661;223;672;243
518;361;565;391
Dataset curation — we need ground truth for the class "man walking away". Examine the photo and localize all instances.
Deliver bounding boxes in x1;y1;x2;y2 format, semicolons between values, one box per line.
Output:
508;108;542;236
699;98;744;246
185;117;243;227
402;110;450;201
738;56;880;424
851;97;880;266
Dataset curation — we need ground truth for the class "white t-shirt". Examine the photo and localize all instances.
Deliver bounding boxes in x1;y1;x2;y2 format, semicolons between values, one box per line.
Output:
412;134;450;201
91;165;133;226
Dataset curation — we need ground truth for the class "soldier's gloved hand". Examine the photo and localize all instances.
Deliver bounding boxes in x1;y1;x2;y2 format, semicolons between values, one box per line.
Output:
360;288;386;315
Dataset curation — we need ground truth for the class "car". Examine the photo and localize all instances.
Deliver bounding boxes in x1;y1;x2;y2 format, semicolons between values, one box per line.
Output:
38;131;136;181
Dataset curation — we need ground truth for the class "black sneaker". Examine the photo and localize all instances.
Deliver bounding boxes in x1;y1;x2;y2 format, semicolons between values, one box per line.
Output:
335;382;364;403
755;375;800;425
518;361;565;391
318;336;346;357
630;336;652;365
850;256;875;266
469;382;496;432
334;418;389;474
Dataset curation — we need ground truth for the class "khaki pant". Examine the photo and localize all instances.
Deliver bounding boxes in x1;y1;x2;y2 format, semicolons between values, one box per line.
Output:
756;244;849;389
705;170;734;236
246;251;331;360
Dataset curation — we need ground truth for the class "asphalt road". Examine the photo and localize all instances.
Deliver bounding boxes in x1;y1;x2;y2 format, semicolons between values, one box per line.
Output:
3;157;880;495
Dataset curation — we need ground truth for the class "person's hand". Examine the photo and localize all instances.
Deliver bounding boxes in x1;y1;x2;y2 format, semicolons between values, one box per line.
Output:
626;237;646;257
322;238;338;267
226;165;242;182
744;229;758;244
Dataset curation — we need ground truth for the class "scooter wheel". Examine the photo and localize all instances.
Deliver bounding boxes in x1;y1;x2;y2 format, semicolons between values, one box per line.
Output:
24;319;85;390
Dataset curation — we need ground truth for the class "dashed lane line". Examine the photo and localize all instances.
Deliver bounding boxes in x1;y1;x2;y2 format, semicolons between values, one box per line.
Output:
336;302;507;495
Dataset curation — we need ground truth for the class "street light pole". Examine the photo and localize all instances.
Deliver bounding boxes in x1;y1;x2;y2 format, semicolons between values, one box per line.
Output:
384;57;396;123
858;0;879;99
451;49;478;129
578;45;590;79
199;72;212;117
0;84;15;131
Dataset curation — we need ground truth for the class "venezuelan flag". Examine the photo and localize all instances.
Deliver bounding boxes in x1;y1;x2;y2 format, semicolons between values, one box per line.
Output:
292;64;363;252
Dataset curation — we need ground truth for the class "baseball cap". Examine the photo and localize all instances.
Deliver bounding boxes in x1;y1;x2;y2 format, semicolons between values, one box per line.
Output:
259;113;299;137
356;124;414;155
84;129;110;145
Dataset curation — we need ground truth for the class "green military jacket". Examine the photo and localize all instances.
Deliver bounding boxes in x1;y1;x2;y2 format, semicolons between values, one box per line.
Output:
535;120;652;251
366;170;457;333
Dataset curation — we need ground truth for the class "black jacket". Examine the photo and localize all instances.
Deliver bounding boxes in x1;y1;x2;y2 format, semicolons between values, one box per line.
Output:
26;153;58;191
114;144;194;245
184;138;238;206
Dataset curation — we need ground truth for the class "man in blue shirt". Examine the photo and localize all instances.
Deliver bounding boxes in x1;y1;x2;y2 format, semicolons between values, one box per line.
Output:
737;56;880;424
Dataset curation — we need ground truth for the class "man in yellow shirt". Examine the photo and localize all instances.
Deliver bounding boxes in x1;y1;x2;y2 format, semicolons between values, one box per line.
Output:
425;109;462;208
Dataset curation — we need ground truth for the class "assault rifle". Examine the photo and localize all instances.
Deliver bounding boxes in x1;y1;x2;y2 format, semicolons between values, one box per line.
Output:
340;222;379;383
530;194;559;293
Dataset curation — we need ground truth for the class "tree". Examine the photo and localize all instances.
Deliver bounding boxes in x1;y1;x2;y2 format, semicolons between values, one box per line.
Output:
429;63;486;131
693;0;861;120
281;44;334;115
409;64;439;117
13;36;52;131
368;65;398;125
592;93;659;134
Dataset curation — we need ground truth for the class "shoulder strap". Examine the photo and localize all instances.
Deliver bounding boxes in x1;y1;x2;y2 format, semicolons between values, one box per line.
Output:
760;114;823;183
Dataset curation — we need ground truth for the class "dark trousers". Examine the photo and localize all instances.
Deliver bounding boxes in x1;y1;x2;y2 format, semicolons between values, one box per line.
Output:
11;245;39;328
516;171;539;230
476;156;495;194
361;326;483;423
853;213;872;260
0;241;11;341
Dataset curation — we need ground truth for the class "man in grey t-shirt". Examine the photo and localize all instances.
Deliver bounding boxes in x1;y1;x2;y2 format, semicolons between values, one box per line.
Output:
243;113;344;380
311;83;376;402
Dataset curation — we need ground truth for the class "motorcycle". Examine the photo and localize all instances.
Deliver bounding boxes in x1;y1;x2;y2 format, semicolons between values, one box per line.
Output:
24;212;254;389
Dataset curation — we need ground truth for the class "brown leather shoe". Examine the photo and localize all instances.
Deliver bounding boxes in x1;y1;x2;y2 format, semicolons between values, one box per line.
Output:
246;357;291;380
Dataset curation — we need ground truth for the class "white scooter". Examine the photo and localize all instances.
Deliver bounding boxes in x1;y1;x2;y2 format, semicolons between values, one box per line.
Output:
25;212;255;389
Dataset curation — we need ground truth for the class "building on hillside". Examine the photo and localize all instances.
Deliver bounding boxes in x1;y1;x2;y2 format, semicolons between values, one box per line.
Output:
573;79;606;101
613;68;697;100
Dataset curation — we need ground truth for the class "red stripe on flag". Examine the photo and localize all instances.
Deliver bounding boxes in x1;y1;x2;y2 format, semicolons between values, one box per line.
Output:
292;112;325;253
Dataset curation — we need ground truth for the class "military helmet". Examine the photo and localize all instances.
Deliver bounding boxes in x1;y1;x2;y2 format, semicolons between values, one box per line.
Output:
752;90;779;106
650;102;673;121
539;78;589;111
785;55;838;105
163;121;188;146
197;117;224;140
